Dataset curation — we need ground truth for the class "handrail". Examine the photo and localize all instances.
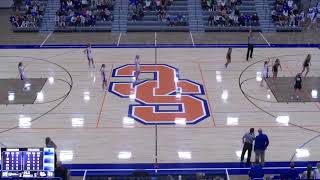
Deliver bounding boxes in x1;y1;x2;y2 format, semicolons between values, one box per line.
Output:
68;166;314;172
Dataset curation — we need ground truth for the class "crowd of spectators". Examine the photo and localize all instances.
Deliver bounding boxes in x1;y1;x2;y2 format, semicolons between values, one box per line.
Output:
10;0;45;28
56;0;114;27
203;0;259;27
128;0;187;26
271;0;304;27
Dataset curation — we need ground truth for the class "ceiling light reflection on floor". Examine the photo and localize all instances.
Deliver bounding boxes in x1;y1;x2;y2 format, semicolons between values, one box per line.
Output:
216;71;222;83
221;90;228;101
83;92;90;101
175;118;186;126
236;150;247;159
178;151;192;159
72;118;84;127
227;117;239;126
8;92;15;101
311;90;318;99
276;115;289;126
295;149;310;159
123;117;135;128
256;72;262;82
118;151;132;159
36;91;44;102
60;150;74;161
18;115;31;128
48;77;54;84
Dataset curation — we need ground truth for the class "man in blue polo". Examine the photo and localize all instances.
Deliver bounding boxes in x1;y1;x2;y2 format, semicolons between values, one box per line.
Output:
254;128;269;165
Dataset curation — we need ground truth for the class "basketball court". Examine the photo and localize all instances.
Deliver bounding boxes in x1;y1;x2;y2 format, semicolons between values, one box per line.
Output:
0;45;320;166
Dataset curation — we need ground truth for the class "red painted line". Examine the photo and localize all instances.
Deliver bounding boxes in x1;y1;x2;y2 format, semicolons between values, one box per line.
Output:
198;63;216;127
95;64;113;128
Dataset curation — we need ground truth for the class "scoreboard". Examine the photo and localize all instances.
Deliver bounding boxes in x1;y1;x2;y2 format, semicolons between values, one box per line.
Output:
1;148;55;178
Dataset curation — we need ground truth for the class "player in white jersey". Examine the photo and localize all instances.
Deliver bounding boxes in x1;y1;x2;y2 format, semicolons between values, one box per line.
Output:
18;62;25;80
100;64;107;90
134;55;141;83
83;43;95;68
260;58;270;87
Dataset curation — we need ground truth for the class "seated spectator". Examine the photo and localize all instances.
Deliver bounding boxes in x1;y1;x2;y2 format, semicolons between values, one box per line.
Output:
251;13;259;26
301;164;314;179
144;0;152;10
10;14;19;27
280;162;299;180
238;13;245;26
167;14;176;26
314;163;320;179
208;13;216;26
248;162;264;180
271;9;278;21
176;14;187;25
158;8;166;21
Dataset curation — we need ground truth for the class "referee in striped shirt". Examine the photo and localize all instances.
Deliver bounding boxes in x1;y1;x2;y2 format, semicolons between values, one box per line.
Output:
246;30;254;61
241;128;255;164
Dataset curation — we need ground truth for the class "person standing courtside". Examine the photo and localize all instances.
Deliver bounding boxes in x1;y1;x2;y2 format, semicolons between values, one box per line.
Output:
254;128;269;165
246;30;254;61
240;128;255;164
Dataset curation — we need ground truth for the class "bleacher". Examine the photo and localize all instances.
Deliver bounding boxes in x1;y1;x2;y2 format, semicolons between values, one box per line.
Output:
203;0;261;32
54;0;115;32
127;0;189;32
11;0;48;32
268;0;304;32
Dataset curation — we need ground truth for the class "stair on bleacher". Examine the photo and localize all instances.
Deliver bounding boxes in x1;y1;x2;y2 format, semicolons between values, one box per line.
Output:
188;0;204;32
40;0;60;32
112;0;128;32
254;0;276;32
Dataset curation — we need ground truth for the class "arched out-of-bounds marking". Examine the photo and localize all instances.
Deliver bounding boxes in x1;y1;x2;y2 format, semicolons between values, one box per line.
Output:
109;64;210;125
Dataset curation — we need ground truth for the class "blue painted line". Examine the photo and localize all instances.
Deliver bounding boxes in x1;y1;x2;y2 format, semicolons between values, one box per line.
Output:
62;161;318;170
61;161;319;176
0;44;319;49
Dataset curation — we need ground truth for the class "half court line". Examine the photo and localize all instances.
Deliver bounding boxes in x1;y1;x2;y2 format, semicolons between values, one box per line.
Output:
198;63;216;127
96;64;114;128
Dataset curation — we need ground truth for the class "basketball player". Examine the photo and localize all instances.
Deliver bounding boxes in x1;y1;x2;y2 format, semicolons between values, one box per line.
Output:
272;59;282;79
301;54;311;77
134;55;141;83
260;59;270;87
225;48;232;68
83;43;94;68
100;64;107;90
293;73;302;99
18;62;25;80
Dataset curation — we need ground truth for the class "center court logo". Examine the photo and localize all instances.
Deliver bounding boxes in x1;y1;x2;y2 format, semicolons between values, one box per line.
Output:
108;64;210;125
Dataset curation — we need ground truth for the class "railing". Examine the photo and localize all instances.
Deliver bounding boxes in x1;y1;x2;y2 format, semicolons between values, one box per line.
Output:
68;166;314;180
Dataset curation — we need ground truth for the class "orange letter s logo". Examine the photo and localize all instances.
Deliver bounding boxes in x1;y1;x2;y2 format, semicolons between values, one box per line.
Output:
109;64;210;125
